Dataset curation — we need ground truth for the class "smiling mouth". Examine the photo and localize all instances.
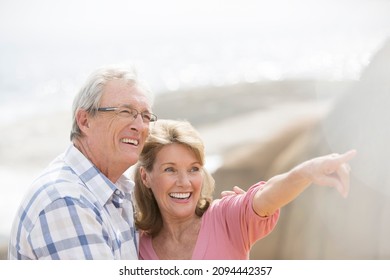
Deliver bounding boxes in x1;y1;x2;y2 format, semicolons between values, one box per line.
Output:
169;192;192;199
121;138;139;146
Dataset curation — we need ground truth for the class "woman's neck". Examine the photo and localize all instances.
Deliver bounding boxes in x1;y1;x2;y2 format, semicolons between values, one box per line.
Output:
152;216;201;259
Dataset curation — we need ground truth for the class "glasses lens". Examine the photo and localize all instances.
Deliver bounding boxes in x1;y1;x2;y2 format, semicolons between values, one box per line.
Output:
118;108;136;118
142;112;157;122
114;106;157;123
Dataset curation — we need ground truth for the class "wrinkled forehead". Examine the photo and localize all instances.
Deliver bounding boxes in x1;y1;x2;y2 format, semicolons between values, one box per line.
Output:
100;80;152;108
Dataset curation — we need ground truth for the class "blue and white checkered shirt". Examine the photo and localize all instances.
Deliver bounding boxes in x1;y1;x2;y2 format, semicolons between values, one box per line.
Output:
8;144;138;259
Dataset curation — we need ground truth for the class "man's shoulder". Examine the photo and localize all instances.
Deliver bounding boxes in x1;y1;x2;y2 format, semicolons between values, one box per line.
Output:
22;159;92;210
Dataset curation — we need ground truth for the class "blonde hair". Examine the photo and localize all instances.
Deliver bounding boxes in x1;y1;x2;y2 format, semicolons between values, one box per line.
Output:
134;119;215;237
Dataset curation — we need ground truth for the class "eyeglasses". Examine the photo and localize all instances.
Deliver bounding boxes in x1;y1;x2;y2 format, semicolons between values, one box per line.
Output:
97;106;158;123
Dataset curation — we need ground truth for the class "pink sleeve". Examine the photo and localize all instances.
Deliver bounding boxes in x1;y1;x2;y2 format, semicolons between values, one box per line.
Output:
212;181;280;252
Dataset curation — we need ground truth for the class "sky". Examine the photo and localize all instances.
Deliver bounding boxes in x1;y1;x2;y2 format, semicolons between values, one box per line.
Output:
1;0;389;42
0;0;389;109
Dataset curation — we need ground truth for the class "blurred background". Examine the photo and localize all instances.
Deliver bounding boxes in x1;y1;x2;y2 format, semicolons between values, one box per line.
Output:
1;0;389;259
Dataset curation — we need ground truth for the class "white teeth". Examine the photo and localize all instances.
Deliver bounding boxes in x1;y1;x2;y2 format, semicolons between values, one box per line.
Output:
121;138;139;146
169;192;191;199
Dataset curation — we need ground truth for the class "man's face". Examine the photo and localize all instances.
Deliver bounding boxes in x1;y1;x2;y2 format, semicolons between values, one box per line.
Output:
84;80;152;178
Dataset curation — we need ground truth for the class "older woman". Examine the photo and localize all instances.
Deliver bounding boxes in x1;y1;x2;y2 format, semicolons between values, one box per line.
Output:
134;119;356;260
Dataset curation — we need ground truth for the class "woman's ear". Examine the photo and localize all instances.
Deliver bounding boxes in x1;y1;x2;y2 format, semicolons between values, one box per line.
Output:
140;167;150;188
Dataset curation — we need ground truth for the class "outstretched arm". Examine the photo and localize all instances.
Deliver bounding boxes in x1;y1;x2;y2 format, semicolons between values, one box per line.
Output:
253;150;357;217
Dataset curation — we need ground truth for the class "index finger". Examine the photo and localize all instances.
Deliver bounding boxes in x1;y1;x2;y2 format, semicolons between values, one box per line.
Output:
337;149;357;164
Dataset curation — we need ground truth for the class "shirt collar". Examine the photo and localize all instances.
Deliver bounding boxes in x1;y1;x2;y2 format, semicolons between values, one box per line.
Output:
63;144;134;206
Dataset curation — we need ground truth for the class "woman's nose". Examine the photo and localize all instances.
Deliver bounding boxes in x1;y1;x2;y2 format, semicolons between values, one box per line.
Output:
177;172;191;187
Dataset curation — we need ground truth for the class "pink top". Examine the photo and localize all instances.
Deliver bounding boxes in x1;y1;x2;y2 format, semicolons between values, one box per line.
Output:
139;182;280;260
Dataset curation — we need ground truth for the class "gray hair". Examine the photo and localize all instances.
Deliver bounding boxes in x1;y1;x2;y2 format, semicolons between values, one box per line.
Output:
70;65;154;141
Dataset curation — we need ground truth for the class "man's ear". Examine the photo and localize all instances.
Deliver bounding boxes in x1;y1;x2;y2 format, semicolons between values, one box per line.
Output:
76;109;90;133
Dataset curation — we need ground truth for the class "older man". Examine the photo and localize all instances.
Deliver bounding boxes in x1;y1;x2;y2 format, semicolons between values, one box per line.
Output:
8;66;157;259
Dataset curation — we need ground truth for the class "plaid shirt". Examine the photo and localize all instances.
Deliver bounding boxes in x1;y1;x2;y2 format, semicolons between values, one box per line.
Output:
8;144;138;259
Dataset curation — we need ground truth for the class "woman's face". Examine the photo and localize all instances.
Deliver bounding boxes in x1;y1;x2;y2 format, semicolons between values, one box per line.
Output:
141;143;203;222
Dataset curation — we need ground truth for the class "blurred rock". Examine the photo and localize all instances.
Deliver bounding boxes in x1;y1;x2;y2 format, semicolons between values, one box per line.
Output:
317;37;390;259
153;79;351;127
212;38;390;259
0;235;7;260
